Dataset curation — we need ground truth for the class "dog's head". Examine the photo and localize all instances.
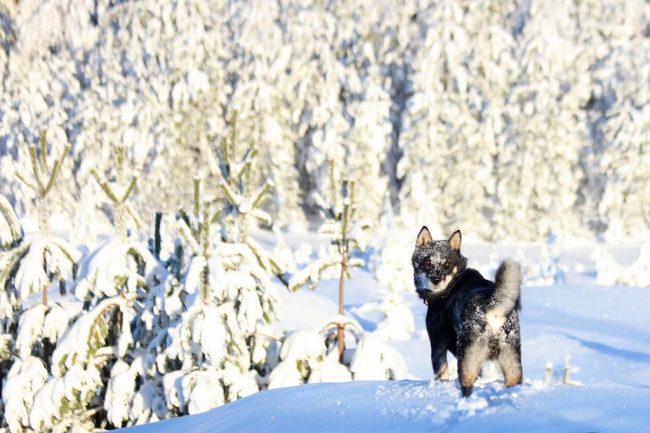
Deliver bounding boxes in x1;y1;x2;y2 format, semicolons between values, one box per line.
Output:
411;227;467;301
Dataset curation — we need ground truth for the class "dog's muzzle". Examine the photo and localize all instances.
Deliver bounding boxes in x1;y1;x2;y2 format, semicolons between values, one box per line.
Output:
414;273;433;296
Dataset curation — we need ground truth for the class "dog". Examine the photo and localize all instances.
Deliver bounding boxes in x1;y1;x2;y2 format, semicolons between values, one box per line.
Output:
412;227;522;397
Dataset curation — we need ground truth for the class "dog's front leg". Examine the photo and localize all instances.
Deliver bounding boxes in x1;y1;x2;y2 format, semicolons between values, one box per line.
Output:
426;309;449;380
427;331;449;380
431;345;449;380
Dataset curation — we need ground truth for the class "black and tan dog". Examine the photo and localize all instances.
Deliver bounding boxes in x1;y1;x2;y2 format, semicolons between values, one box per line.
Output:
412;227;522;397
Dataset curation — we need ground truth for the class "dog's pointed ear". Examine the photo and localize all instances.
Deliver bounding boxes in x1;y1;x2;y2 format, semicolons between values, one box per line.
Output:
448;230;462;252
416;226;433;246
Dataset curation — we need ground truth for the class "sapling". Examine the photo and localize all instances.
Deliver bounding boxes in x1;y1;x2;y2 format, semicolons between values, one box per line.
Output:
214;113;289;287
176;178;221;301
332;177;355;361
290;160;370;361
76;144;161;306
1;133;85;432
15;130;69;235
90;146;140;241
154;132;284;415
6;132;79;308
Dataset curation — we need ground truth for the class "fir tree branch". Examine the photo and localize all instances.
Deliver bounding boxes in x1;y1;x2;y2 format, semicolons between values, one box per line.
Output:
120;175;138;204
27;146;46;193
15;172;38;192
229;110;238;160
177;218;201;255
236;148;256;184
328;159;337;211
288;255;340;292
193;178;201;216
91;169;120;204
219;181;239;207
0;243;30;289
50;238;82;264
125;203;143;230
39;130;48;169
43;145;70;195
177;208;196;241
219;136;230;179
210;209;222;225
201;204;210;257
0;195;23;248
251;183;271;210
250;208;272;225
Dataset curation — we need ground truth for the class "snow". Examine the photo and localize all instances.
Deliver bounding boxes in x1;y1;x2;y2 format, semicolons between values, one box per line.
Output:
592;242;650;287
52;297;130;376
74;238;159;300
2;357;49;433
349;333;409;381
120;380;650;433
1;1;649;428
116;241;650;433
14;236;80;300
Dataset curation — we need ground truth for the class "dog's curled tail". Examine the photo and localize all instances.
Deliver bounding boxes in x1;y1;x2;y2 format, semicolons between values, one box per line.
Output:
492;259;522;314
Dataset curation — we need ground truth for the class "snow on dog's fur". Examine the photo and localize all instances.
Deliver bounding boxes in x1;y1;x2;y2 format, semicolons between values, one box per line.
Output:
412;227;522;397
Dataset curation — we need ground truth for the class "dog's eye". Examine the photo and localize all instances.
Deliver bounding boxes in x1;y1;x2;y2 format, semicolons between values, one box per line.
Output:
443;260;450;268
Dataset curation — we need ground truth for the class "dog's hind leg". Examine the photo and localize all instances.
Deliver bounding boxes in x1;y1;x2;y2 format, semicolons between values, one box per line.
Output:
497;343;522;387
457;338;490;397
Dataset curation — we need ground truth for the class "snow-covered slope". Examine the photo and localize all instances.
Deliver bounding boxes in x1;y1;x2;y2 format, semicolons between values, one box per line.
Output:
119;242;650;433
122;379;650;433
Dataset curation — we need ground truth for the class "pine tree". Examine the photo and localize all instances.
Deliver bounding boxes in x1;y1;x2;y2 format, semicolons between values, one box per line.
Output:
294;163;369;355
215;114;289;286
37;144;164;431
2;130;78;314
75;145;159;305
1;132;84;433
151;125;284;416
274;163;408;387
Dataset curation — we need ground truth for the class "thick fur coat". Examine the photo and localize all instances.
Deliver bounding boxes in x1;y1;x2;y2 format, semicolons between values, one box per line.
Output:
412;227;522;397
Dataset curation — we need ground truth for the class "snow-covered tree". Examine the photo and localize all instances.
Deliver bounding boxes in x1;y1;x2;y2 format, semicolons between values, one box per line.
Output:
5;139;163;431
268;328;353;389
398;1;502;238
277;166;408;385
268;315;409;389
147;133;284;417
214;117;290;286
1;130;78;314
89;146;141;241
1;0;650;241
0;133;85;432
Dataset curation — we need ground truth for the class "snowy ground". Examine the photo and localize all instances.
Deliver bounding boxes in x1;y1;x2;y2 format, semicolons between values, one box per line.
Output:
119;240;650;432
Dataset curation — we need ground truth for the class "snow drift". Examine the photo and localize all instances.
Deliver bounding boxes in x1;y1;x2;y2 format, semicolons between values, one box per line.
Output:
120;380;650;433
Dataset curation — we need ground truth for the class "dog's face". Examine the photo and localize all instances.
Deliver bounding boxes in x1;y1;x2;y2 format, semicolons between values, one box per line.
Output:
412;227;467;300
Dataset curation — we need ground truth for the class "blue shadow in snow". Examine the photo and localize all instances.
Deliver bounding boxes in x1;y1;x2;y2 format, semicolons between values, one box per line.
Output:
562;333;650;364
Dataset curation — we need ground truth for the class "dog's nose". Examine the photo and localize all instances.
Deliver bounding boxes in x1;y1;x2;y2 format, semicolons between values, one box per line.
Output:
431;276;441;285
